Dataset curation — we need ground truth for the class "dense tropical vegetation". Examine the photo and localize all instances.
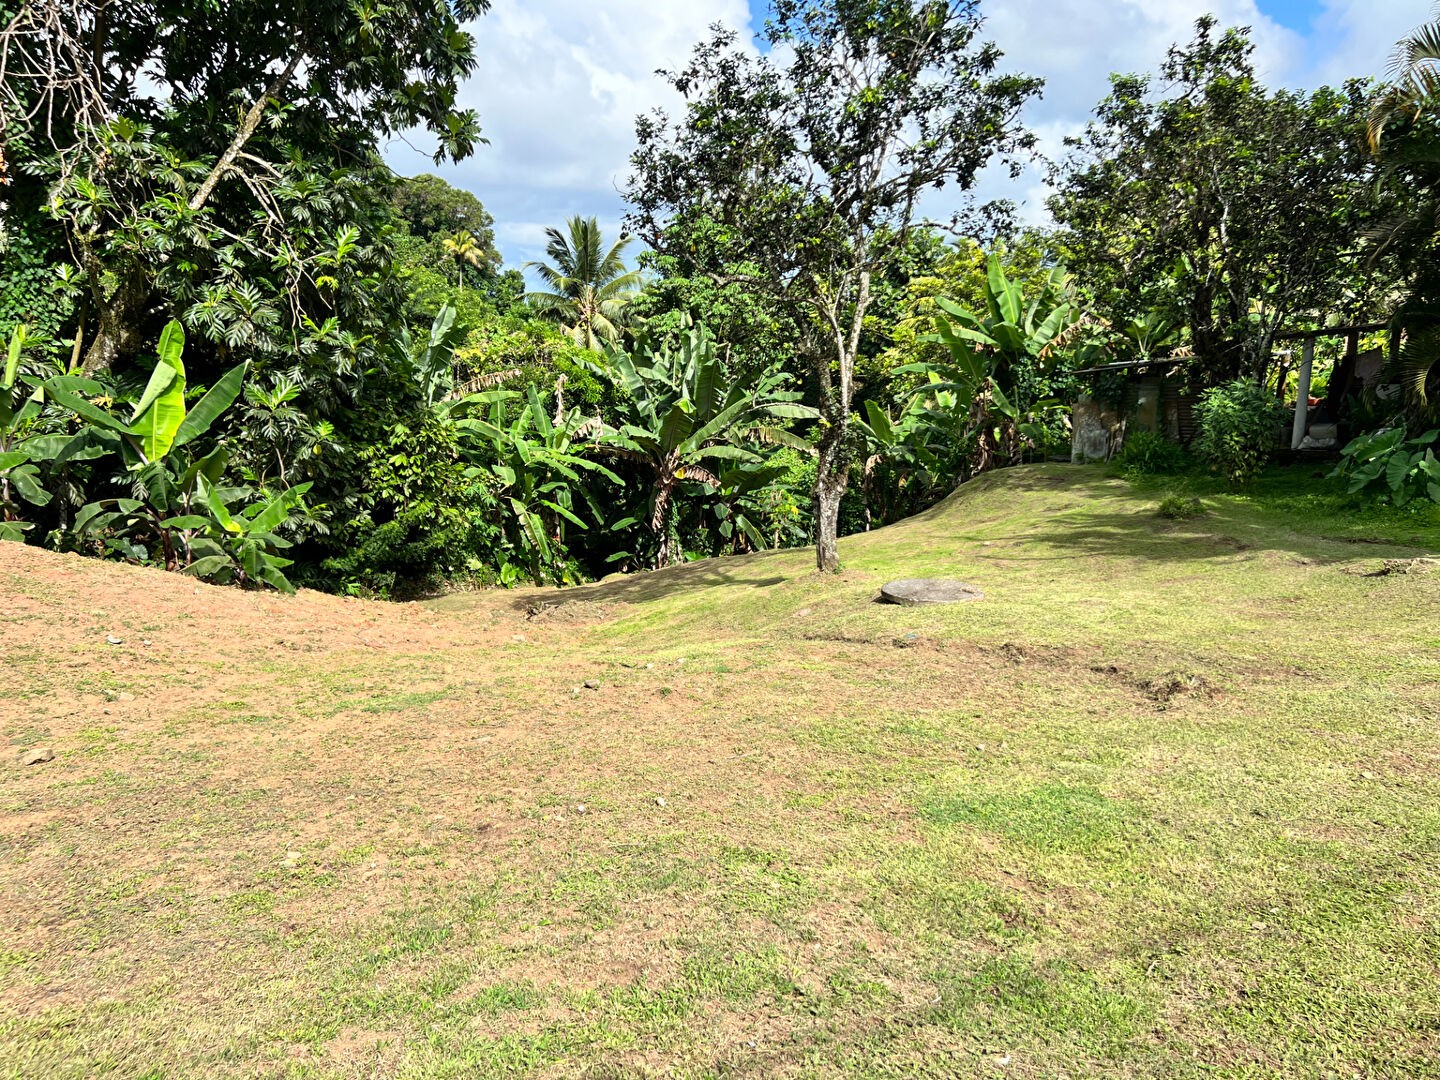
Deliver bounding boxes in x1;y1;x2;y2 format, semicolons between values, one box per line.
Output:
2;0;1439;596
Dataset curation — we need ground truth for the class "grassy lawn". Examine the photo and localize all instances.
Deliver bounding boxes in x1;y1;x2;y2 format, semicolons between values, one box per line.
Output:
2;463;1438;1077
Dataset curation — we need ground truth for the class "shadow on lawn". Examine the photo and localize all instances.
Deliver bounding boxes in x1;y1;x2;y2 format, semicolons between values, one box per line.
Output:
510;548;796;610
980;503;1433;566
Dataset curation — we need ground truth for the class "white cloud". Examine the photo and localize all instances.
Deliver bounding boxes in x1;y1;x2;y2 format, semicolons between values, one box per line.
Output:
383;0;753;271
1304;0;1431;86
385;0;1436;269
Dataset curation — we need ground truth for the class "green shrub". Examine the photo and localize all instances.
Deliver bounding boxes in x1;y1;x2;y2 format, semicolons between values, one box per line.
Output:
1156;494;1204;520
318;500;510;597
1117;429;1188;476
316;418;513;595
1192;378;1287;486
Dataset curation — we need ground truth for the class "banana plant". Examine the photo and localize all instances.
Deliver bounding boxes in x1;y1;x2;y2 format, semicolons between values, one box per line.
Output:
398;303;466;410
0;325;51;540
45;321;247;470
852;398;948;528
584;321;818;566
185;478;314;592
0;326;110;540
898;255;1080;477
708;461;794;554
459;385;621;584
42;320;307;585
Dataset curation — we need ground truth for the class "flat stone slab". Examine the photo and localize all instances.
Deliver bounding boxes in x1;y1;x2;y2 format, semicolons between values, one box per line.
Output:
879;579;984;606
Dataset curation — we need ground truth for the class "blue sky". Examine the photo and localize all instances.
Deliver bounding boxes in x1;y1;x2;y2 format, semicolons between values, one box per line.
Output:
381;0;1432;275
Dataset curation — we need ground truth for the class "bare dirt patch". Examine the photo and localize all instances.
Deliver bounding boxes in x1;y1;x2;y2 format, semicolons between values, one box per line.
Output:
4;465;1439;1077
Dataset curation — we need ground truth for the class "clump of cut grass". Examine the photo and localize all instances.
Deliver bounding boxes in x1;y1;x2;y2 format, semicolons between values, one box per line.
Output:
1138;669;1216;704
1156;493;1204;520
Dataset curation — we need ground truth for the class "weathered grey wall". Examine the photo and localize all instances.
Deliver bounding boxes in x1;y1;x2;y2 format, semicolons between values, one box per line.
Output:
1071;396;1118;462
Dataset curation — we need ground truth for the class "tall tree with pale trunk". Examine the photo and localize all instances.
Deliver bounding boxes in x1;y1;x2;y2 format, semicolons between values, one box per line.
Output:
627;0;1041;571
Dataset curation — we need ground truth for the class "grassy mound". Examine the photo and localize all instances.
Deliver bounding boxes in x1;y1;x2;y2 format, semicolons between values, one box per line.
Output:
3;464;1438;1077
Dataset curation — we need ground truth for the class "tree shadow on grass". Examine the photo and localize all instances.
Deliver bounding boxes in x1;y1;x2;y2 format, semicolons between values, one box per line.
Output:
507;548;799;611
979;504;1434;566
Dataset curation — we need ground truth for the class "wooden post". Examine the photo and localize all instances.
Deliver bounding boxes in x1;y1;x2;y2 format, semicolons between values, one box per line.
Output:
1291;337;1315;450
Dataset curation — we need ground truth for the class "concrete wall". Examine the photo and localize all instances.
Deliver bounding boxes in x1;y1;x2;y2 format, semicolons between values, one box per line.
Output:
1071;396;1120;462
1072;376;1175;462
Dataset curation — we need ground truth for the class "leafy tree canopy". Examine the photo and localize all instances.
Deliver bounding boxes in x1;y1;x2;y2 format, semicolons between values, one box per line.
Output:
0;0;491;376
1048;16;1392;382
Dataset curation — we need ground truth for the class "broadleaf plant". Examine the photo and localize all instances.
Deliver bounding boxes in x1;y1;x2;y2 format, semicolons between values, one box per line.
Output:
45;320;307;590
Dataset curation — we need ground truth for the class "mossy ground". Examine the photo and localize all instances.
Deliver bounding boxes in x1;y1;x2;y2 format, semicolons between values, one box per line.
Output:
2;464;1437;1077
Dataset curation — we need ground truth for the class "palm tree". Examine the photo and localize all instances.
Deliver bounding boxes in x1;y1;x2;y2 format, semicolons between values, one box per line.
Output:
442;230;484;290
1367;12;1440;423
524;217;643;350
1370;13;1440;150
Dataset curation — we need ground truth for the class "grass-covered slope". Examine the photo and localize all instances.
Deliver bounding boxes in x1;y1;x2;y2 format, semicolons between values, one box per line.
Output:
3;464;1438;1077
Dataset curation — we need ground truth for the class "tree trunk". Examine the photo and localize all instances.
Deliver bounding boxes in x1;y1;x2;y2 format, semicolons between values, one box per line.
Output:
82;267;150;376
814;451;846;572
814;398;849;571
810;268;868;573
651;468;677;568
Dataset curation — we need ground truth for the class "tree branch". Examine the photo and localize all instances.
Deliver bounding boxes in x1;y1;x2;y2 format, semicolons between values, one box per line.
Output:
189;52;301;213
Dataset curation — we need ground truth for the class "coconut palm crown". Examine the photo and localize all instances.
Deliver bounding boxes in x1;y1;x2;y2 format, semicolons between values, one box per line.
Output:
1370;10;1440;150
524;216;644;350
442;230;485;290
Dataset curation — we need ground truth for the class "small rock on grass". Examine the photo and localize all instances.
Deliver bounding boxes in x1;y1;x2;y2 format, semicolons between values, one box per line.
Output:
583;680;600;690
20;748;55;766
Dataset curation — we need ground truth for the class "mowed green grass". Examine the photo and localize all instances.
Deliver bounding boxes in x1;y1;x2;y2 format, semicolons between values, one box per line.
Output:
2;464;1438;1078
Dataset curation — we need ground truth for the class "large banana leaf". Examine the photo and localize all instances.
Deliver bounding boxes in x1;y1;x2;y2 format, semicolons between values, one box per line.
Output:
684;395;749;450
657;402;696;454
692;445;760;463
987;255;1022;325
864;400;895;444
130;321;185;423
42;383;137;435
693;350;722;420
173;364;247;449
3;325;23;391
762;403;821;420
526;385;554;440
130;321;189;462
246;482;313;533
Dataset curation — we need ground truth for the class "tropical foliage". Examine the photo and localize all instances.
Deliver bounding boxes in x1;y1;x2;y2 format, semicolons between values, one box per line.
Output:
0;325;54;540
1332;427;1440;506
627;0;1042;570
899;256;1081;476
3;0;1440;589
1050;18;1389;384
585;322;818;566
1192;379;1289;487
